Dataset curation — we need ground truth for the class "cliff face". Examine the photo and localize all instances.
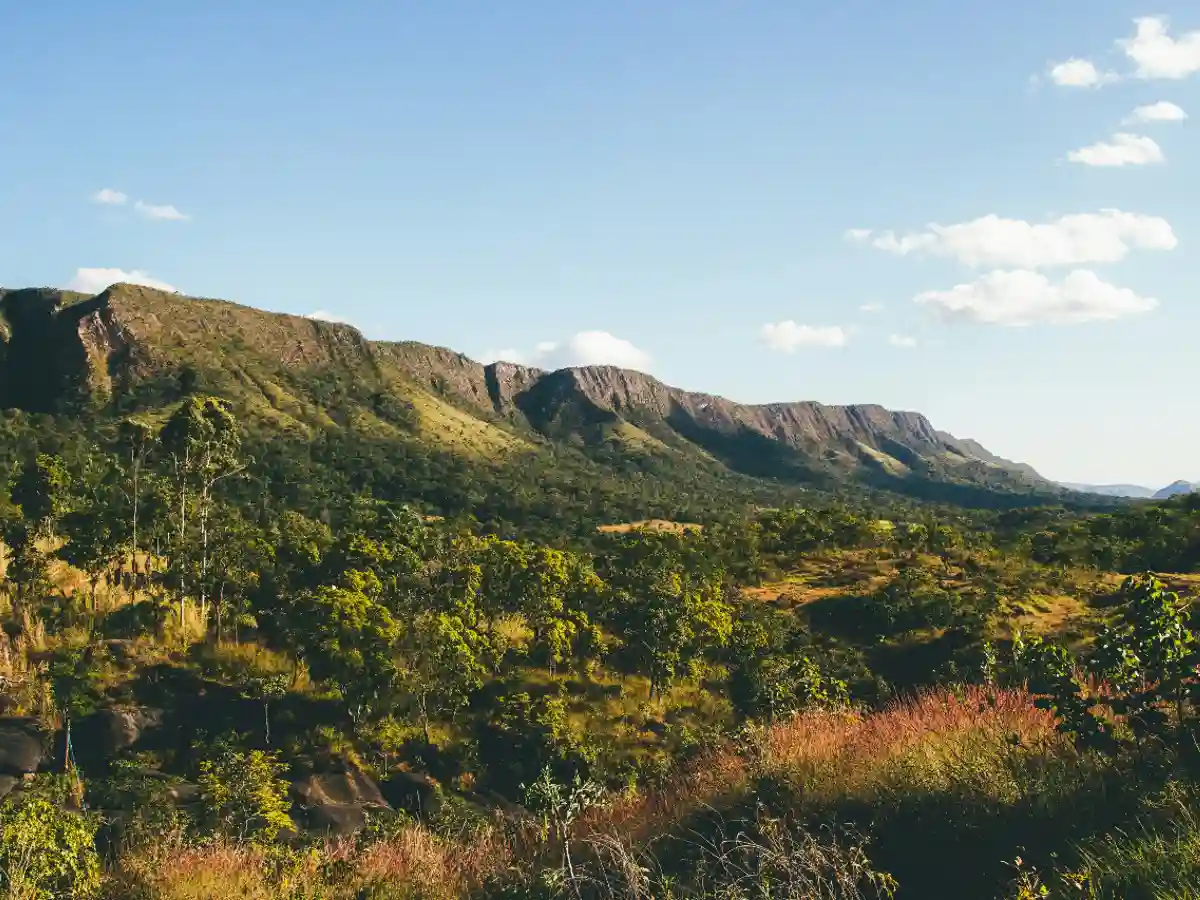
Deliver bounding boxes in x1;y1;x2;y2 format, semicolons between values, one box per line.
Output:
0;283;1048;491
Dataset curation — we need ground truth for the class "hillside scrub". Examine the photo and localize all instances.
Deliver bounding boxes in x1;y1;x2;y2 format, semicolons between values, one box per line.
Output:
1;397;1200;897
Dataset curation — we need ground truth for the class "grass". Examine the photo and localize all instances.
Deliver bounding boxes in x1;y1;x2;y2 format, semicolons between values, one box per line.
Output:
595;519;703;534
61;683;1192;899
407;389;529;458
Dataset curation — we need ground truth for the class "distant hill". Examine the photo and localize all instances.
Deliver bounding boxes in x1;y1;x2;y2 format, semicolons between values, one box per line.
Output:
1059;482;1158;499
1154;480;1198;499
0;284;1073;520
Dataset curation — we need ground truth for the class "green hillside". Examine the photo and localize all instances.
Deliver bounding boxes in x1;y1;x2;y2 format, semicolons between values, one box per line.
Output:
0;284;1094;539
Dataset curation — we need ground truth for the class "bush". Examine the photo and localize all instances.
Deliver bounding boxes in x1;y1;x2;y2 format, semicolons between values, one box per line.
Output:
196;743;294;844
0;792;101;900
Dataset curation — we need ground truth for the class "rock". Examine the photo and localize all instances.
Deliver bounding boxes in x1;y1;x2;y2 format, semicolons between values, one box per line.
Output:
642;719;668;737
100;639;137;664
0;718;46;775
0;774;18;800
75;707;163;761
167;781;200;804
381;770;442;818
291;770;390;836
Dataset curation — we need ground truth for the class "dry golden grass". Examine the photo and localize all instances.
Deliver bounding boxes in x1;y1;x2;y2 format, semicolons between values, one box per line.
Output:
115;828;513;900
596;519;702;534
579;686;1057;847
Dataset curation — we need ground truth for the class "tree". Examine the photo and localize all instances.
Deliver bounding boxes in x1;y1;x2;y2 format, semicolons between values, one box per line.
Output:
117;417;155;594
607;541;733;699
398;610;488;744
523;765;605;888
159;397;247;627
58;505;124;611
6;455;71;612
283;570;401;724
197;743;293;843
48;647;106;773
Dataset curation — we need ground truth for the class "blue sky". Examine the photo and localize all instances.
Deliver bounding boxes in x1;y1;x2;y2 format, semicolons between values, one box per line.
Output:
2;1;1198;487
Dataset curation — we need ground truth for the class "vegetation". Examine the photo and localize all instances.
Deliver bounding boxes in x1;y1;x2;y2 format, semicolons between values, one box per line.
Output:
1;360;1199;898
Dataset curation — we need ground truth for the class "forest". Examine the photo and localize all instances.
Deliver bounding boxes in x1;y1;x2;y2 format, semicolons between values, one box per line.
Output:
3;394;1200;900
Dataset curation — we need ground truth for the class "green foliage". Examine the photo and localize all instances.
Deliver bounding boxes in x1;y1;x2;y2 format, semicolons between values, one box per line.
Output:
284;571;402;723
602;532;734;697
196;742;294;844
1014;573;1200;755
10;453;72;535
0;792;100;900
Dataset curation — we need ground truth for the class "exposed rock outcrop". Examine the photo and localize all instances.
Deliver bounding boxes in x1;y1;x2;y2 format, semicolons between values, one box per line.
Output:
0;282;1049;493
0;718;47;775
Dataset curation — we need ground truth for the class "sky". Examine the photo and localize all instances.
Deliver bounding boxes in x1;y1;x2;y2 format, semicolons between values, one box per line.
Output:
1;1;1198;488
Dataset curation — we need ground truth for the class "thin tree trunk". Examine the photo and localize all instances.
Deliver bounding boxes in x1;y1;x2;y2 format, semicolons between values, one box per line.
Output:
130;449;140;603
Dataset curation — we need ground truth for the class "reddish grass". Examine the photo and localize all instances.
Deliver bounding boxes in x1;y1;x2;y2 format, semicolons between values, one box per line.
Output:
116;687;1062;899
579;686;1058;845
348;825;512;897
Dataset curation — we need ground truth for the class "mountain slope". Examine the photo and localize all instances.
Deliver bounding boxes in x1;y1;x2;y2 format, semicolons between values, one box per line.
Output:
0;284;1064;514
1059;482;1158;499
1155;480;1198;499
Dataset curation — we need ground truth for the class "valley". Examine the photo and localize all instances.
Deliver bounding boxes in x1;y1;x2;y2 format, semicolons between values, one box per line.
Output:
0;285;1198;900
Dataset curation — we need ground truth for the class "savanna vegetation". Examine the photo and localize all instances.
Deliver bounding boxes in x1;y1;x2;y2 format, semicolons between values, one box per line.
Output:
2;391;1200;899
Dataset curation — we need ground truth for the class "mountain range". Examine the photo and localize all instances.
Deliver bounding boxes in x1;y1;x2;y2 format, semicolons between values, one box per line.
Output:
0;284;1082;514
1059;481;1198;500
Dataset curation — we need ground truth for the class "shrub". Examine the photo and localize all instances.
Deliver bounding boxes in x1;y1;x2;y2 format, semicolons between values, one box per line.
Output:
0;792;101;900
196;743;294;843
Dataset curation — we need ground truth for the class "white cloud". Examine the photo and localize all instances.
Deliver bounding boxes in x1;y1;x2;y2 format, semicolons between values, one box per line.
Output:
305;310;354;325
844;228;873;242
849;209;1176;269
91;188;127;206
65;267;179;295
1126;100;1188;123
484;331;653;371
1048;58;1119;87
760;322;848;352
887;334;918;348
860;302;884;313
1067;133;1164;166
914;269;1157;326
1118;16;1200;80
134;200;190;221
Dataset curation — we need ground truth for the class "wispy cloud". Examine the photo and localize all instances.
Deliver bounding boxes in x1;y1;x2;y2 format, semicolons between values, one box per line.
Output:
848;210;1176;269
887;334;918;348
134;200;190;221
1125;100;1187;123
91;188;127;206
1048;57;1119;87
1067;133;1164;167
483;332;653;372
1119;16;1200;80
760;322;848;352
860;302;884;313
915;269;1157;326
305;310;354;326
65;267;179;295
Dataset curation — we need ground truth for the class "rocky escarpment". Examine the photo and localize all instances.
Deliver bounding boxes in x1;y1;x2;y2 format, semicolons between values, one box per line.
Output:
491;365;1041;483
0;288;109;411
0;282;1049;492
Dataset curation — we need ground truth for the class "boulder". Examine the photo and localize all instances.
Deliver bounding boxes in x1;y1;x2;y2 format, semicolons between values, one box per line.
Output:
75;707;163;761
291;770;390;836
381;770;442;818
0;718;46;775
0;774;18;800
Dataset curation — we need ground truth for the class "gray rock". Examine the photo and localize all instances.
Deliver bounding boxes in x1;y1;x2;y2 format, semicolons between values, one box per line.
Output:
381;770;442;818
76;707;163;759
291;770;390;836
0;774;18;800
0;718;46;775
